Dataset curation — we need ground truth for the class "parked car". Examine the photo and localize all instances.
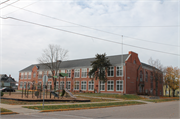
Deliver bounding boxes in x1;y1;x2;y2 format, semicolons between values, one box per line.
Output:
0;87;15;92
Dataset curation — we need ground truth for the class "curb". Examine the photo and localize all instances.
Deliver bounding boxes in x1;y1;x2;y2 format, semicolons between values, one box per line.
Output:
1;112;19;115
39;103;146;113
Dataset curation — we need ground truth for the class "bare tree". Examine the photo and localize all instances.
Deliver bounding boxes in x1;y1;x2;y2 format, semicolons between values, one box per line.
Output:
148;57;163;96
38;44;68;91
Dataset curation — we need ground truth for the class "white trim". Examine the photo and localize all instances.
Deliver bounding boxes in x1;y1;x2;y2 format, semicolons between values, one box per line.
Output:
116;80;123;91
88;80;94;91
116;66;123;77
74;81;79;90
74;69;80;78
66;81;71;90
81;81;87;90
107;80;114;91
100;81;105;91
107;66;114;77
81;68;87;78
125;54;131;61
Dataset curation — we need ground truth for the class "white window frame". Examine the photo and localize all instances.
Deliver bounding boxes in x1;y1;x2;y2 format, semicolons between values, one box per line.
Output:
66;81;71;90
108;66;114;77
24;72;27;79
116;66;123;77
74;69;80;78
48;71;52;78
107;80;114;91
61;70;65;73
100;81;105;91
88;68;93;78
81;68;87;78
67;69;71;78
81;81;87;90
20;82;23;89
88;81;94;91
38;71;42;79
33;72;36;78
60;81;64;90
47;81;52;90
74;81;79;90
28;72;31;79
116;80;123;91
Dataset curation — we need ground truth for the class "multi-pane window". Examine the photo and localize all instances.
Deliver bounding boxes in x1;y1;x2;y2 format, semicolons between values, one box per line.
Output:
28;72;31;79
56;81;59;90
75;69;80;78
82;68;87;78
66;81;71;90
48;71;52;78
108;67;114;77
24;82;26;89
47;81;52;90
116;80;123;91
61;70;65;73
60;81;64;90
38;71;42;79
24;72;27;79
116;66;123;76
150;72;153;90
100;81;105;91
88;68;93;78
107;80;114;91
67;69;71;78
140;71;143;81
44;71;47;76
146;72;148;82
33;72;36;78
20;82;23;89
74;81;79;90
88;81;94;91
81;81;87;90
21;73;24;79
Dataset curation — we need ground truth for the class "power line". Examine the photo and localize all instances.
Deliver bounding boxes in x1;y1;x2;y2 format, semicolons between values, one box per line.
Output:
2;3;179;48
0;0;10;5
0;16;179;56
3;0;40;16
0;0;20;10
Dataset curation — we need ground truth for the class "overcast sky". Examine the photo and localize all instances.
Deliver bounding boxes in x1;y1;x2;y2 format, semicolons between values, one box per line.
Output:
0;0;179;82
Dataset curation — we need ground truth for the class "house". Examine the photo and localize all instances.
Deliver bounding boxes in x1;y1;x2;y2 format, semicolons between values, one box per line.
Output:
18;51;163;96
163;85;179;97
0;74;17;88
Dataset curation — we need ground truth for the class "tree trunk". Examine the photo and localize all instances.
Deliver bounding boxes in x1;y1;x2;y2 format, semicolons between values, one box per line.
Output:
173;90;175;97
169;88;170;97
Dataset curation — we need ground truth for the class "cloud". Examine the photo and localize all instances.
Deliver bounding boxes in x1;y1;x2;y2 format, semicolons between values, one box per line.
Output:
0;0;179;81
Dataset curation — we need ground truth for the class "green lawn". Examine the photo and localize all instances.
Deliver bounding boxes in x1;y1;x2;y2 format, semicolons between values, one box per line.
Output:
0;108;12;112
77;93;144;100
143;99;179;103
23;101;145;110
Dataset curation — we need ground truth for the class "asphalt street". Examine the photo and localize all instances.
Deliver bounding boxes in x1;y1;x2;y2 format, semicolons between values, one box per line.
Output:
1;101;179;119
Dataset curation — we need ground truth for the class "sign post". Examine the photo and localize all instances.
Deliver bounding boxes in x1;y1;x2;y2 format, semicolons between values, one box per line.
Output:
42;75;48;109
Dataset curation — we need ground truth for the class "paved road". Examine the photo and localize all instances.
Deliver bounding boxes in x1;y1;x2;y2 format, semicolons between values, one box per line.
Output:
1;101;179;119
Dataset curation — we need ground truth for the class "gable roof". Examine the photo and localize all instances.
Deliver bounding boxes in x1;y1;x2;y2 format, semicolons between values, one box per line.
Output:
20;54;129;72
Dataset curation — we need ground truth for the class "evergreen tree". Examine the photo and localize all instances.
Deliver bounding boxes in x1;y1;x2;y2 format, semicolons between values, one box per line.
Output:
89;53;111;92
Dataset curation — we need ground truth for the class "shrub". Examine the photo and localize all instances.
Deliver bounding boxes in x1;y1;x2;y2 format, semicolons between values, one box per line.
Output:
1;91;4;96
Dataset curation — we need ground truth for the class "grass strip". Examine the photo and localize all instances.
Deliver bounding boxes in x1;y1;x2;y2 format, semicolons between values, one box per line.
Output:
0;108;12;112
23;101;145;110
77;93;143;100
144;99;179;103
